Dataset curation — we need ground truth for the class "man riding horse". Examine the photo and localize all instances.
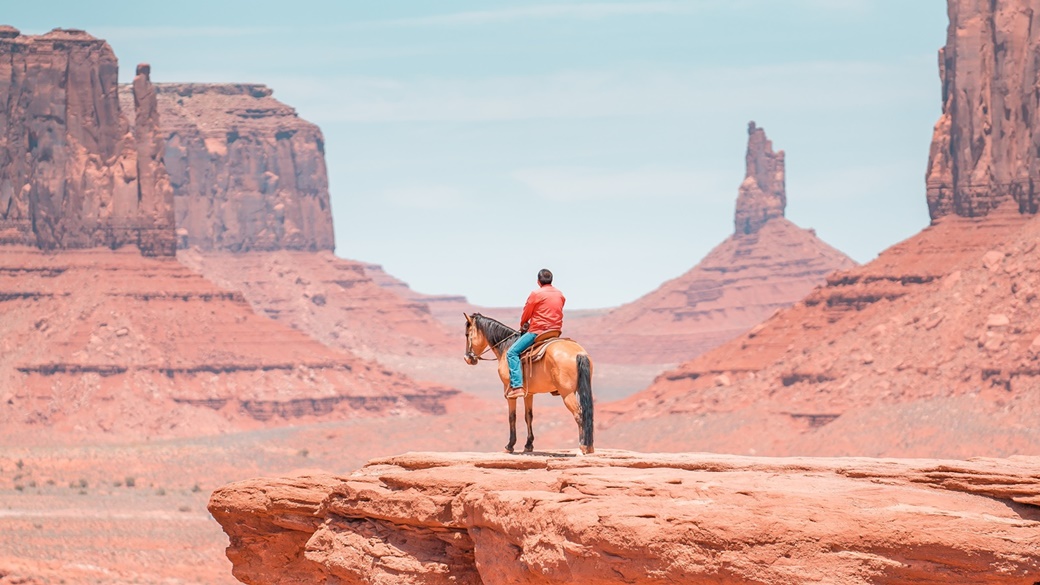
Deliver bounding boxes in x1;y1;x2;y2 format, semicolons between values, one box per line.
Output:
505;268;565;399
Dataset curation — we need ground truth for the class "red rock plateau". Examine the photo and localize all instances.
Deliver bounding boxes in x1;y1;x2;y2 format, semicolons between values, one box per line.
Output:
569;122;856;365
603;1;1040;457
210;451;1040;585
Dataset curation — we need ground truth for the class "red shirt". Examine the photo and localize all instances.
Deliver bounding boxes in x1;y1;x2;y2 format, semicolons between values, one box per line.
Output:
520;284;565;334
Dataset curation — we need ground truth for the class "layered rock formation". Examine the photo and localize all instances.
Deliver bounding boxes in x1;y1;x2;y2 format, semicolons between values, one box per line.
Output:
0;247;459;437
569;123;856;365
926;0;1040;219
0;28;175;256
210;451;1040;585
117;83;335;252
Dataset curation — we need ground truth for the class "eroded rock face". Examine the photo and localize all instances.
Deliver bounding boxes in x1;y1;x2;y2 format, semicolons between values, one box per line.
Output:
926;0;1040;219
569;123;855;364
117;83;335;252
209;451;1040;585
0;28;175;256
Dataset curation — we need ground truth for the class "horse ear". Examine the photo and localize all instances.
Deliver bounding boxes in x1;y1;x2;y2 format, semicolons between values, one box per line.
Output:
464;313;473;325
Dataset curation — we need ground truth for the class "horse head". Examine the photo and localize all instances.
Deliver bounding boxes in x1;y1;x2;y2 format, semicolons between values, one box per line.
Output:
464;313;485;365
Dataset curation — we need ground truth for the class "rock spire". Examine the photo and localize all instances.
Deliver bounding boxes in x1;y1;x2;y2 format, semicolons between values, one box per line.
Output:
734;121;786;235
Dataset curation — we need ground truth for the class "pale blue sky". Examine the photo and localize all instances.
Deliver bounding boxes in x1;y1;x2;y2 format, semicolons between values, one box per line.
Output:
10;1;948;308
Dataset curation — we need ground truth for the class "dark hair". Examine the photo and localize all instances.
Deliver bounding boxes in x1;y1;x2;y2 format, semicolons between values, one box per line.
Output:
537;268;553;285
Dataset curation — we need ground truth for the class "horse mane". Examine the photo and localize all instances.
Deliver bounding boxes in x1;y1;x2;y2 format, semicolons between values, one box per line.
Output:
471;313;520;349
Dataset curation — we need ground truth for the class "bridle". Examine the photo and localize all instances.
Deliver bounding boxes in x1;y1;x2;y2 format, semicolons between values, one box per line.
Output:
465;322;515;363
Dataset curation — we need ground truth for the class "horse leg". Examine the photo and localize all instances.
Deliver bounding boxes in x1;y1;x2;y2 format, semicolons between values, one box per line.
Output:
561;391;586;454
505;397;518;453
523;394;535;453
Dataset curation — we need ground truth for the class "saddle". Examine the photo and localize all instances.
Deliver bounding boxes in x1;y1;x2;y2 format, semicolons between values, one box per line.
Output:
520;330;563;362
520;330;566;395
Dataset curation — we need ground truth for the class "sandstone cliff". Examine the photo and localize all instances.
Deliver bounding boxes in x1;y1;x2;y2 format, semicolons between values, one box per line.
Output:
210;451;1040;585
927;0;1040;219
569;122;856;365
0;28;175;256
118;83;335;252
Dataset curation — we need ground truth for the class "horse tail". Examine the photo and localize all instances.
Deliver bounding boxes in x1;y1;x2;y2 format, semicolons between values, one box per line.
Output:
576;353;594;453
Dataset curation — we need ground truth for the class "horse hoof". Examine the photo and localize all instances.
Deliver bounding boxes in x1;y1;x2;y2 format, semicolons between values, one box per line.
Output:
503;447;515;454
523;447;534;454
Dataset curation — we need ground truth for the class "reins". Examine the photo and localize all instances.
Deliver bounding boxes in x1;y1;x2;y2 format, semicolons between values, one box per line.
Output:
481;335;516;359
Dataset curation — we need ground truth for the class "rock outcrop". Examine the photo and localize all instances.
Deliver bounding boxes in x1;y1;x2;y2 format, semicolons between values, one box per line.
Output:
210;451;1040;585
0;28;175;256
569;123;856;365
117;83;335;252
926;0;1040;219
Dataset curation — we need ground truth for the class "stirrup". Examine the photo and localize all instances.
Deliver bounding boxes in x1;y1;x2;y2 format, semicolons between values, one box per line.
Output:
505;387;525;399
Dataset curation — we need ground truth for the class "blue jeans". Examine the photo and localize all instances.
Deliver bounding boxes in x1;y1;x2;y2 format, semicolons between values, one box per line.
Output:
506;332;537;389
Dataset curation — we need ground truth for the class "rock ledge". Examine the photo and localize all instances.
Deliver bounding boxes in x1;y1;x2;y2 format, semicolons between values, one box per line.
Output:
209;450;1040;584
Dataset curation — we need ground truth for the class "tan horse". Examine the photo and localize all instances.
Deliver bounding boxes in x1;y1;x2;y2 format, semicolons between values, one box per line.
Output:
464;313;594;454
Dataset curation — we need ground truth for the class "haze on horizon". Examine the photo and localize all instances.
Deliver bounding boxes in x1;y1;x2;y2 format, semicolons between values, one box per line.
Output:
8;0;947;309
